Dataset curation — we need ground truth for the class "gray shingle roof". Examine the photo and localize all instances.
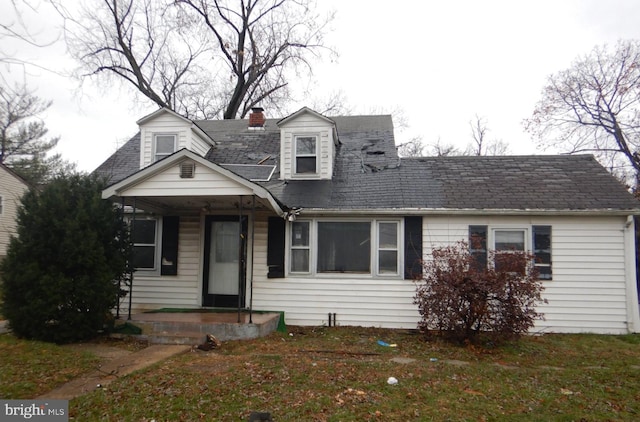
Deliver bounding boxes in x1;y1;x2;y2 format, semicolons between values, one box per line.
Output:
92;115;640;213
396;155;640;211
93;133;141;184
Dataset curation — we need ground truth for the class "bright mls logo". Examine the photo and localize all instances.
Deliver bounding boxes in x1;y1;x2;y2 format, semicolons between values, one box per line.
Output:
1;400;68;421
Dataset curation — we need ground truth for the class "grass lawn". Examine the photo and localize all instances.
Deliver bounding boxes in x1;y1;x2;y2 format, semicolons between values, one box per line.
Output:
0;334;100;399
70;327;639;421
2;327;640;420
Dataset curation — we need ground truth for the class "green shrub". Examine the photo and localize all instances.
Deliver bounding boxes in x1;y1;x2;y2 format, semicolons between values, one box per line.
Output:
414;241;547;344
0;173;130;343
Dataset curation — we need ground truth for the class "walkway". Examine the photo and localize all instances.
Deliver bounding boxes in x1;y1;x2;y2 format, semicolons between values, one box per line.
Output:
38;343;190;400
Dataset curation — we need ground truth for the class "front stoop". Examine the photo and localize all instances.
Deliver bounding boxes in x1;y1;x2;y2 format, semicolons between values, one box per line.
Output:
113;312;281;345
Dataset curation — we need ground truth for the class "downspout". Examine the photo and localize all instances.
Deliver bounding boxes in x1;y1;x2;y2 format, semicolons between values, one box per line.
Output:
624;215;640;333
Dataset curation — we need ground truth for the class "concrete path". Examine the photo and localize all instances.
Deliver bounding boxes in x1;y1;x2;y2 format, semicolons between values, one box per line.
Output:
38;344;190;400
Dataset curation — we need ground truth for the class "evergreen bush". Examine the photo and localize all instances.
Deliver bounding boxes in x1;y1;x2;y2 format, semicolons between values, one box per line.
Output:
0;173;129;343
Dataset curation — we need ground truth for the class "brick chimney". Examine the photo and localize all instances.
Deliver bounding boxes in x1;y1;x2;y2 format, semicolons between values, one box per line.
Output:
249;107;265;129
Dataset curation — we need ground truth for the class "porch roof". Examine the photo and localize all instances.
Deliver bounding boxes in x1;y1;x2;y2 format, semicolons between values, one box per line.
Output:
102;149;285;215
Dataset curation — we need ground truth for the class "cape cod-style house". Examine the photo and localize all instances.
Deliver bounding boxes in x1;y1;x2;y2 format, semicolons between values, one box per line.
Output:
94;107;640;334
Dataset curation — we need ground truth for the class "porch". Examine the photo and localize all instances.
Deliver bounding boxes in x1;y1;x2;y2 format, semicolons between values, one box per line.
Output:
113;310;284;345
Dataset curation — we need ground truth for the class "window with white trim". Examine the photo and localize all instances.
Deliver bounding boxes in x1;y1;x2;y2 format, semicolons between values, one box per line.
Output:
289;219;402;276
290;221;310;273
377;221;399;274
493;228;527;272
468;225;552;279
294;135;318;175
154;134;176;162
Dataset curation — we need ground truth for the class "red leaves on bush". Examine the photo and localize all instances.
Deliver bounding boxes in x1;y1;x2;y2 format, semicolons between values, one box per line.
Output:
414;241;547;344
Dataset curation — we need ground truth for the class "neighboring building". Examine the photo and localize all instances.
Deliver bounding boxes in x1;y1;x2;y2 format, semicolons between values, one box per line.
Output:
94;107;640;334
0;163;29;261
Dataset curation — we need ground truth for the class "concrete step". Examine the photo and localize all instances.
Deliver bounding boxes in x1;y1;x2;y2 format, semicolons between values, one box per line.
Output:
114;312;281;344
112;331;207;346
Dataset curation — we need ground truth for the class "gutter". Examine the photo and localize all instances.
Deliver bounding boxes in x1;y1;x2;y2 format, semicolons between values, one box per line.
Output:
291;208;640;217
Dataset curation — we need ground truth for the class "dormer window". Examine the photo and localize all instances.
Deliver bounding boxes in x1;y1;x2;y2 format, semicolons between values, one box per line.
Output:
154;134;177;162
294;135;318;175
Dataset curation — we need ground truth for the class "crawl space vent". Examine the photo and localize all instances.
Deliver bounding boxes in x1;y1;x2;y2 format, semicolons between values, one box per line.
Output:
179;161;195;178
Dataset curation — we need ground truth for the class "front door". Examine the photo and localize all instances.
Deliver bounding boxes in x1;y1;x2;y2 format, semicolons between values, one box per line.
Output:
202;216;247;307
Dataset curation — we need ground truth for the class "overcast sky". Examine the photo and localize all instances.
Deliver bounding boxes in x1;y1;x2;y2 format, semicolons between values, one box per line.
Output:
3;0;640;172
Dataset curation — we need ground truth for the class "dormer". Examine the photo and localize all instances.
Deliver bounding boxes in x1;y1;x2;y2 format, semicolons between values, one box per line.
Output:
277;107;339;180
137;108;215;169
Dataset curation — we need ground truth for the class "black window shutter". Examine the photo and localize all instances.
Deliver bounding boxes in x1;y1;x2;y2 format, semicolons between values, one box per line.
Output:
267;217;286;278
161;216;179;275
404;216;423;279
469;225;488;271
533;225;552;280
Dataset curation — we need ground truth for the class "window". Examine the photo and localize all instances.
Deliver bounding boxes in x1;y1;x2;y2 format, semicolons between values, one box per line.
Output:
494;229;526;251
294;135;317;174
378;222;399;274
468;225;552;279
493;229;526;273
318;222;370;273
0;195;3;216
132;218;158;270
290;221;310;273
154;134;176;162
288;219;401;276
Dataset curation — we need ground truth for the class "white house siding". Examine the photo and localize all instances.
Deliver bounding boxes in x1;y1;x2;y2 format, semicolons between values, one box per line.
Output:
125;215;201;313
139;112;197;168
279;113;335;180
250;217;421;329
123;164;255;197
0;167;28;260
423;215;636;335
250;214;637;333
121;212;638;334
190;134;211;157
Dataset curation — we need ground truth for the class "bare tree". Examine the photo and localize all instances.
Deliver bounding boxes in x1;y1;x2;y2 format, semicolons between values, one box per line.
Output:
397;137;426;157
1;0;59;76
61;0;335;120
308;89;353;116
465;114;509;156
60;0;216;118
425;137;461;157
525;40;640;183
